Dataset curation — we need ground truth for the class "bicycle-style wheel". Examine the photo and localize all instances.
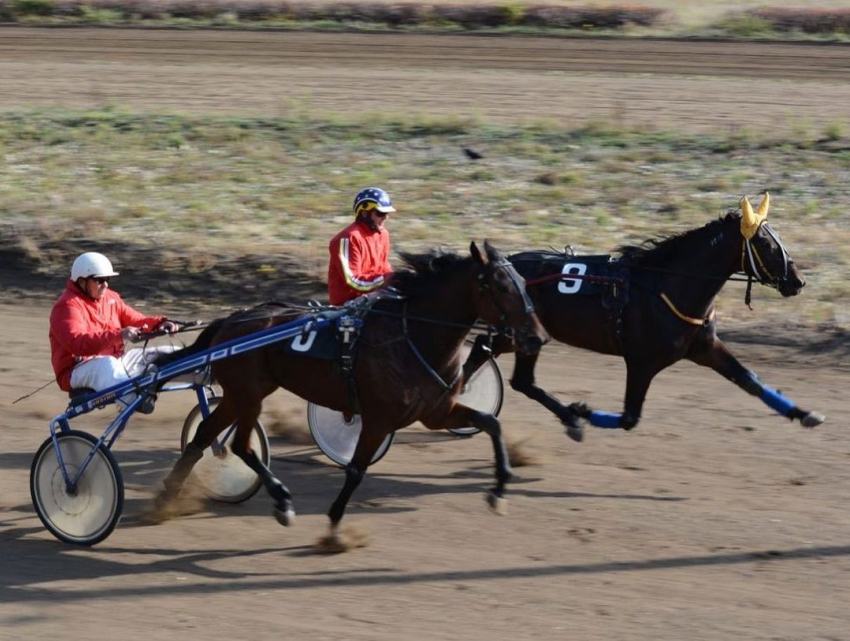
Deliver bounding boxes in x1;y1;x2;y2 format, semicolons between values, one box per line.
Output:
307;403;394;467
181;395;270;503
30;430;124;546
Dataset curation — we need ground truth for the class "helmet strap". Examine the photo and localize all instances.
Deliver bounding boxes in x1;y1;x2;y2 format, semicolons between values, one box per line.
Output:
74;278;95;299
358;212;379;232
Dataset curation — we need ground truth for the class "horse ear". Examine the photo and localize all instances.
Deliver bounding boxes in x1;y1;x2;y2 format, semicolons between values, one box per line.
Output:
740;195;758;240
470;241;488;265
756;191;770;220
740;192;769;240
483;239;498;262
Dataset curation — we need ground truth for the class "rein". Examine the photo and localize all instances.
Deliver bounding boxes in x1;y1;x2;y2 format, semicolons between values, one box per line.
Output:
402;303;462;396
394;258;528;397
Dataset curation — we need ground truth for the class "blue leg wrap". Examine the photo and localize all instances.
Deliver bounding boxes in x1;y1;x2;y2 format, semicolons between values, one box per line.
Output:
761;386;796;416
589;411;622;428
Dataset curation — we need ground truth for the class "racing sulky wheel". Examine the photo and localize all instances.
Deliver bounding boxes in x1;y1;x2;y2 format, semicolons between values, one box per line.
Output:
31;430;124;546
181;395;271;503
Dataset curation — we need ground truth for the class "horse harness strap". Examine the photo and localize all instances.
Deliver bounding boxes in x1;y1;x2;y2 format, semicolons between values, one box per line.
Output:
479;259;536;335
659;292;715;326
402;303;461;401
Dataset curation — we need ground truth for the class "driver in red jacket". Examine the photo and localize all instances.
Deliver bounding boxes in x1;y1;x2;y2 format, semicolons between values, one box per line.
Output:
49;252;178;407
328;187;395;305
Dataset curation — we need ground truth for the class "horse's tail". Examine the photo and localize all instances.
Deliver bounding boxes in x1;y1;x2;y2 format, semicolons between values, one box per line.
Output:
153;318;226;368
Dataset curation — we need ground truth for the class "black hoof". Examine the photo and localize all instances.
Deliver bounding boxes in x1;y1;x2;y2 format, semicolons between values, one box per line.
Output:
566;422;584;442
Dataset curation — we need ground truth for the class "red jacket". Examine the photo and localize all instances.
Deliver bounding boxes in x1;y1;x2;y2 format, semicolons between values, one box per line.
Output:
328;219;393;305
49;280;165;391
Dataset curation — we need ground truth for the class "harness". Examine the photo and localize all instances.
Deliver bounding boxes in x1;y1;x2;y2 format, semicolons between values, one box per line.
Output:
741;222;791;308
401;258;536;403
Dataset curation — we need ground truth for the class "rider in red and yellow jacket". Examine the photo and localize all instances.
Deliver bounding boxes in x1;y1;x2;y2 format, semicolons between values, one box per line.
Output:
328;187;396;305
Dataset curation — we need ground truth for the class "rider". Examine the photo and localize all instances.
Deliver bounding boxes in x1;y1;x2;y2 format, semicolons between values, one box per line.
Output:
327;187;395;305
49;252;178;409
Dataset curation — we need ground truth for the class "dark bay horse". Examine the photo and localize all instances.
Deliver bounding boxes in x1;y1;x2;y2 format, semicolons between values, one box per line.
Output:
463;193;825;442
154;241;547;546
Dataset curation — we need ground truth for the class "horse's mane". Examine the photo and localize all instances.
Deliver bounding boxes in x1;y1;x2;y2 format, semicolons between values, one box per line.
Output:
389;249;473;297
616;211;739;266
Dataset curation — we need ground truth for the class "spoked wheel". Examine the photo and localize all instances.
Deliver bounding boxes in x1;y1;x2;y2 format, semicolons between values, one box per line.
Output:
181;395;270;504
307;404;394;467
30;430;124;546
448;343;505;437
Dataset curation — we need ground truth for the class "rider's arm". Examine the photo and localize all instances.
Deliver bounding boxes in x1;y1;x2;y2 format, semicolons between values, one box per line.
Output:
380;230;393;278
334;233;387;296
114;296;166;333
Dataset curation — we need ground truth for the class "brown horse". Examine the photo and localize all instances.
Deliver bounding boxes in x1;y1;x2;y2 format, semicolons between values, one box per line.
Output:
153;241;547;545
463;193;825;442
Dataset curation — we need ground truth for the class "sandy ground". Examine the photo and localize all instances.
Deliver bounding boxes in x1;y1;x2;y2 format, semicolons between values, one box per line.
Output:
1;301;848;641
1;28;850;132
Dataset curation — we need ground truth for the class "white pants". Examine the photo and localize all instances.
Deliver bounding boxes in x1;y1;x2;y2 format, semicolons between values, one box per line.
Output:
70;346;178;407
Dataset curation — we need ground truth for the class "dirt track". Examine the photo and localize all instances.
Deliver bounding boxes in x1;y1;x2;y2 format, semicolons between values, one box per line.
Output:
2;29;850;640
1;301;848;640
2;28;850;131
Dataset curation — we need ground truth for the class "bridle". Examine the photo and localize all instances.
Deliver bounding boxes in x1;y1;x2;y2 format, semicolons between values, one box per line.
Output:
399;257;539;399
477;258;538;345
741;222;793;306
741;222;791;287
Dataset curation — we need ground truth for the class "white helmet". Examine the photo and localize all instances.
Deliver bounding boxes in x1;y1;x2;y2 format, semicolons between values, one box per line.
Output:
70;252;119;281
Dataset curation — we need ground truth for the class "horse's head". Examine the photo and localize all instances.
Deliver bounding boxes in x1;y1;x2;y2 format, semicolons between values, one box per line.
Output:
740;193;805;297
470;240;549;355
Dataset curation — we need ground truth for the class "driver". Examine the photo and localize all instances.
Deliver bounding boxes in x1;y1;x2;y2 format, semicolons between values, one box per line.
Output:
49;252;178;410
327;187;395;305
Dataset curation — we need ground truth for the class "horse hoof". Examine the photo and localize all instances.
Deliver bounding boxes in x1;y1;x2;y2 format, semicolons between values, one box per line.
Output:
801;411;826;428
486;490;508;516
565;422;584;443
274;506;296;527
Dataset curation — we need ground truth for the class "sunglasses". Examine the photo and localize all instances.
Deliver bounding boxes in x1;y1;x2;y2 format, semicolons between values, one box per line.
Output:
90;276;111;285
374;211;389;218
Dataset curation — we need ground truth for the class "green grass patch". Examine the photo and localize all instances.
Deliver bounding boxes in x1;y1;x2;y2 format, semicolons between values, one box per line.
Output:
1;107;848;325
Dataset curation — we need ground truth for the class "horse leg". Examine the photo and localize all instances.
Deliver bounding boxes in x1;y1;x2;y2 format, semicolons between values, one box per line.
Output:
569;362;656;432
461;334;495;388
508;351;584;442
229;398;295;526
424;405;512;514
461;332;513;389
154;397;238;510
687;338;825;428
322;425;388;549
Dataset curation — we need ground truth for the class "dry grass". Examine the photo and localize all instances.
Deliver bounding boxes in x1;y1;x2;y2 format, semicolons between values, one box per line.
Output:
1;109;848;330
